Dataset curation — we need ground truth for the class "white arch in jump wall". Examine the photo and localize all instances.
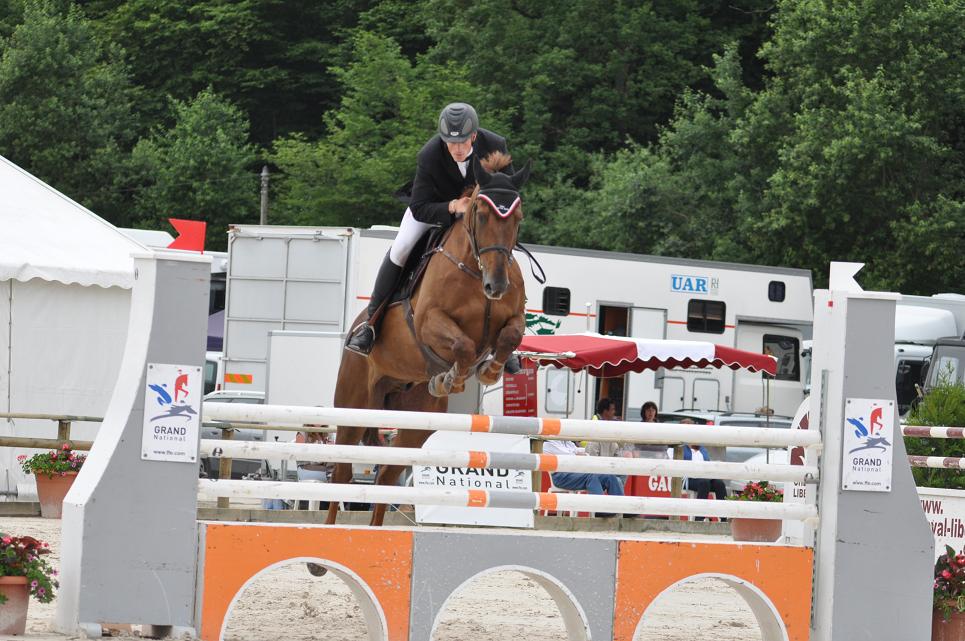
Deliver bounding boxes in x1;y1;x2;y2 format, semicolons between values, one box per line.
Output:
428;564;591;641
216;557;389;641
632;572;788;641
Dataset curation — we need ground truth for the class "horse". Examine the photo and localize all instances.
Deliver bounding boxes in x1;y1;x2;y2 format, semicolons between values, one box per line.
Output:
325;152;531;526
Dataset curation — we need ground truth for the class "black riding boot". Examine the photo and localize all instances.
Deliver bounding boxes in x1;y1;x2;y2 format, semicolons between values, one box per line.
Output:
345;254;403;356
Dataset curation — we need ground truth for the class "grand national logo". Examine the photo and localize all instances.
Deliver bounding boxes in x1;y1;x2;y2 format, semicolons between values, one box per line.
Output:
846;405;892;468
148;368;198;441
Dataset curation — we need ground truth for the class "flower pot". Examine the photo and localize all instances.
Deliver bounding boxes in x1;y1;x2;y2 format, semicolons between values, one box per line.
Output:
933;604;965;641
0;576;29;635
34;471;78;519
730;517;783;543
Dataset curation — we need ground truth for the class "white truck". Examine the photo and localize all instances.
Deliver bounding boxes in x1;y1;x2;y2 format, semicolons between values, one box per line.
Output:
220;225;814;419
894;294;965;413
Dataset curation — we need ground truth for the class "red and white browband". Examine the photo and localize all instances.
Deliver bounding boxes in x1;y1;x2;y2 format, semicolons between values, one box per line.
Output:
477;191;521;218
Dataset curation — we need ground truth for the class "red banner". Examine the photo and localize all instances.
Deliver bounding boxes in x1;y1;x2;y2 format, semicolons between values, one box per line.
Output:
502;358;537;417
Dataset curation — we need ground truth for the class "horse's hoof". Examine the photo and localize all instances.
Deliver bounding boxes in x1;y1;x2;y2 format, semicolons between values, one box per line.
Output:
307;563;328;577
450;381;466;394
427;375;448;398
477;367;502;386
476;360;503;386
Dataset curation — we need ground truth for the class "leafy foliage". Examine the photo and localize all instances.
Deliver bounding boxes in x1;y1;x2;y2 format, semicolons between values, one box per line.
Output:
130;88;257;250
17;442;86;478
0;0;960;290
905;370;965;489
271;31;508;228
935;544;965;620
0;534;58;604
728;480;783;502
0;0;137;223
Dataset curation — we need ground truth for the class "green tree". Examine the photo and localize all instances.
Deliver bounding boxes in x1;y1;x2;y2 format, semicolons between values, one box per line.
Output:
271;31;508;228
889;198;965;295
730;0;965;287
423;0;771;177
534;45;750;258
81;0;372;143
0;1;137;223
539;0;965;290
131;88;257;250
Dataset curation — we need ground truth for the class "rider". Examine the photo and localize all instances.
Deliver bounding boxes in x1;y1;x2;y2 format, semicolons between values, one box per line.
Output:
345;102;514;355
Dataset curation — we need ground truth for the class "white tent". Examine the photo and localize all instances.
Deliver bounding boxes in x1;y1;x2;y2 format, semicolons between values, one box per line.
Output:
0;155;146;498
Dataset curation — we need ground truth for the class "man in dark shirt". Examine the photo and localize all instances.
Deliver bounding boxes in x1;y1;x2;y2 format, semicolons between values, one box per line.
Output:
346;102;512;355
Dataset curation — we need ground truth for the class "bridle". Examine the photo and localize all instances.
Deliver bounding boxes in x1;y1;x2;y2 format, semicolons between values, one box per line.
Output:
464;186;521;272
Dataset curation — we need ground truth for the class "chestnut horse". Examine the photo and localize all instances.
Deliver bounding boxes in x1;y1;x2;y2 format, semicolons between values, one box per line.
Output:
326;153;530;526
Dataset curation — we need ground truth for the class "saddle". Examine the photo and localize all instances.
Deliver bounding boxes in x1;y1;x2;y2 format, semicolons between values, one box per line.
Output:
389;224;451;306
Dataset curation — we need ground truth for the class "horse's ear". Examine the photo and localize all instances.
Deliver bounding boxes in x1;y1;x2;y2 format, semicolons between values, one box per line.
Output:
473;154;492;188
509;159;532;190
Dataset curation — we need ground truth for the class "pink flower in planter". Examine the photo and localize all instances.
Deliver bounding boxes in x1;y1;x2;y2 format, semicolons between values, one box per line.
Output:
30;580;38;588
61;443;70;450
17;455;26;462
1;536;11;544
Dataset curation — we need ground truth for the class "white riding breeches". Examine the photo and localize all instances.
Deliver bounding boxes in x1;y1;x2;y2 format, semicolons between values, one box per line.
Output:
389;208;435;267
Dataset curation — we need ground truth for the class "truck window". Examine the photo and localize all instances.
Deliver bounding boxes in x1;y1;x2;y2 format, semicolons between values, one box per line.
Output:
933;356;962;386
687;300;726;334
763;334;800;382
204;359;218;395
895;359;924;415
768;281;786;302
542;287;571;316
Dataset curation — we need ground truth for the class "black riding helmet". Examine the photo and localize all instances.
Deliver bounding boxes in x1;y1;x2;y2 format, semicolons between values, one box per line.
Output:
438;102;479;143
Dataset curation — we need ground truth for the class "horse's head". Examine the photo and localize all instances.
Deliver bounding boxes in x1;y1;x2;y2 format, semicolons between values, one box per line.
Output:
468;154;531;300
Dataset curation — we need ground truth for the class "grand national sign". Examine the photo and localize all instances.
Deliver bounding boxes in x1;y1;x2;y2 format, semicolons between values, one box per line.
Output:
413;432;533;528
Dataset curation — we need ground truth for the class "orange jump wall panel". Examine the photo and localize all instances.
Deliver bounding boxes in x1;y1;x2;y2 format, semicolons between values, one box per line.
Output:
614;540;813;641
199;524;414;641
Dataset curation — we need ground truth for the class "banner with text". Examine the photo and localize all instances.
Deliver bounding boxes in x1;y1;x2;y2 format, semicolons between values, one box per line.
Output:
414;431;533;528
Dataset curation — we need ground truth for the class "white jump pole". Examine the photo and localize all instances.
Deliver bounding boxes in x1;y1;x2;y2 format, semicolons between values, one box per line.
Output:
902;425;965;438
198;479;818;522
203;403;821;448
200;440;818;483
908;456;965;470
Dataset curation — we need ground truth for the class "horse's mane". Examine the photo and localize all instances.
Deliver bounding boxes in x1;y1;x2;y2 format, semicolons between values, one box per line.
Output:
460;152;514;198
481;151;512;173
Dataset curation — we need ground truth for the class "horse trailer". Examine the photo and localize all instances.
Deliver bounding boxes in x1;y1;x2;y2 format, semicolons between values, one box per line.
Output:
220;225;813;420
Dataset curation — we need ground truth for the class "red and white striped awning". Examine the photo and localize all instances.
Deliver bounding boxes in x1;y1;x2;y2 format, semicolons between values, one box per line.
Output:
516;332;777;377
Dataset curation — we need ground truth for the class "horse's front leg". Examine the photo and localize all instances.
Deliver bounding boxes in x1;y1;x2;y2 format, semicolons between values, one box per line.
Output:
420;309;477;397
477;314;525;386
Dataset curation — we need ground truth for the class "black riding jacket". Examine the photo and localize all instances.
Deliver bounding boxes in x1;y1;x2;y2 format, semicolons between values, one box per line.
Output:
409;128;512;226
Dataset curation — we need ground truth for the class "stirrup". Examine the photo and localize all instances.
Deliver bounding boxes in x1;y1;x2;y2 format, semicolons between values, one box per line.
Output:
345;323;376;356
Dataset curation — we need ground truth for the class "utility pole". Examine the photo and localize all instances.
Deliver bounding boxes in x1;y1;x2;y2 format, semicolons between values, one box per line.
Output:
259;165;269;225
